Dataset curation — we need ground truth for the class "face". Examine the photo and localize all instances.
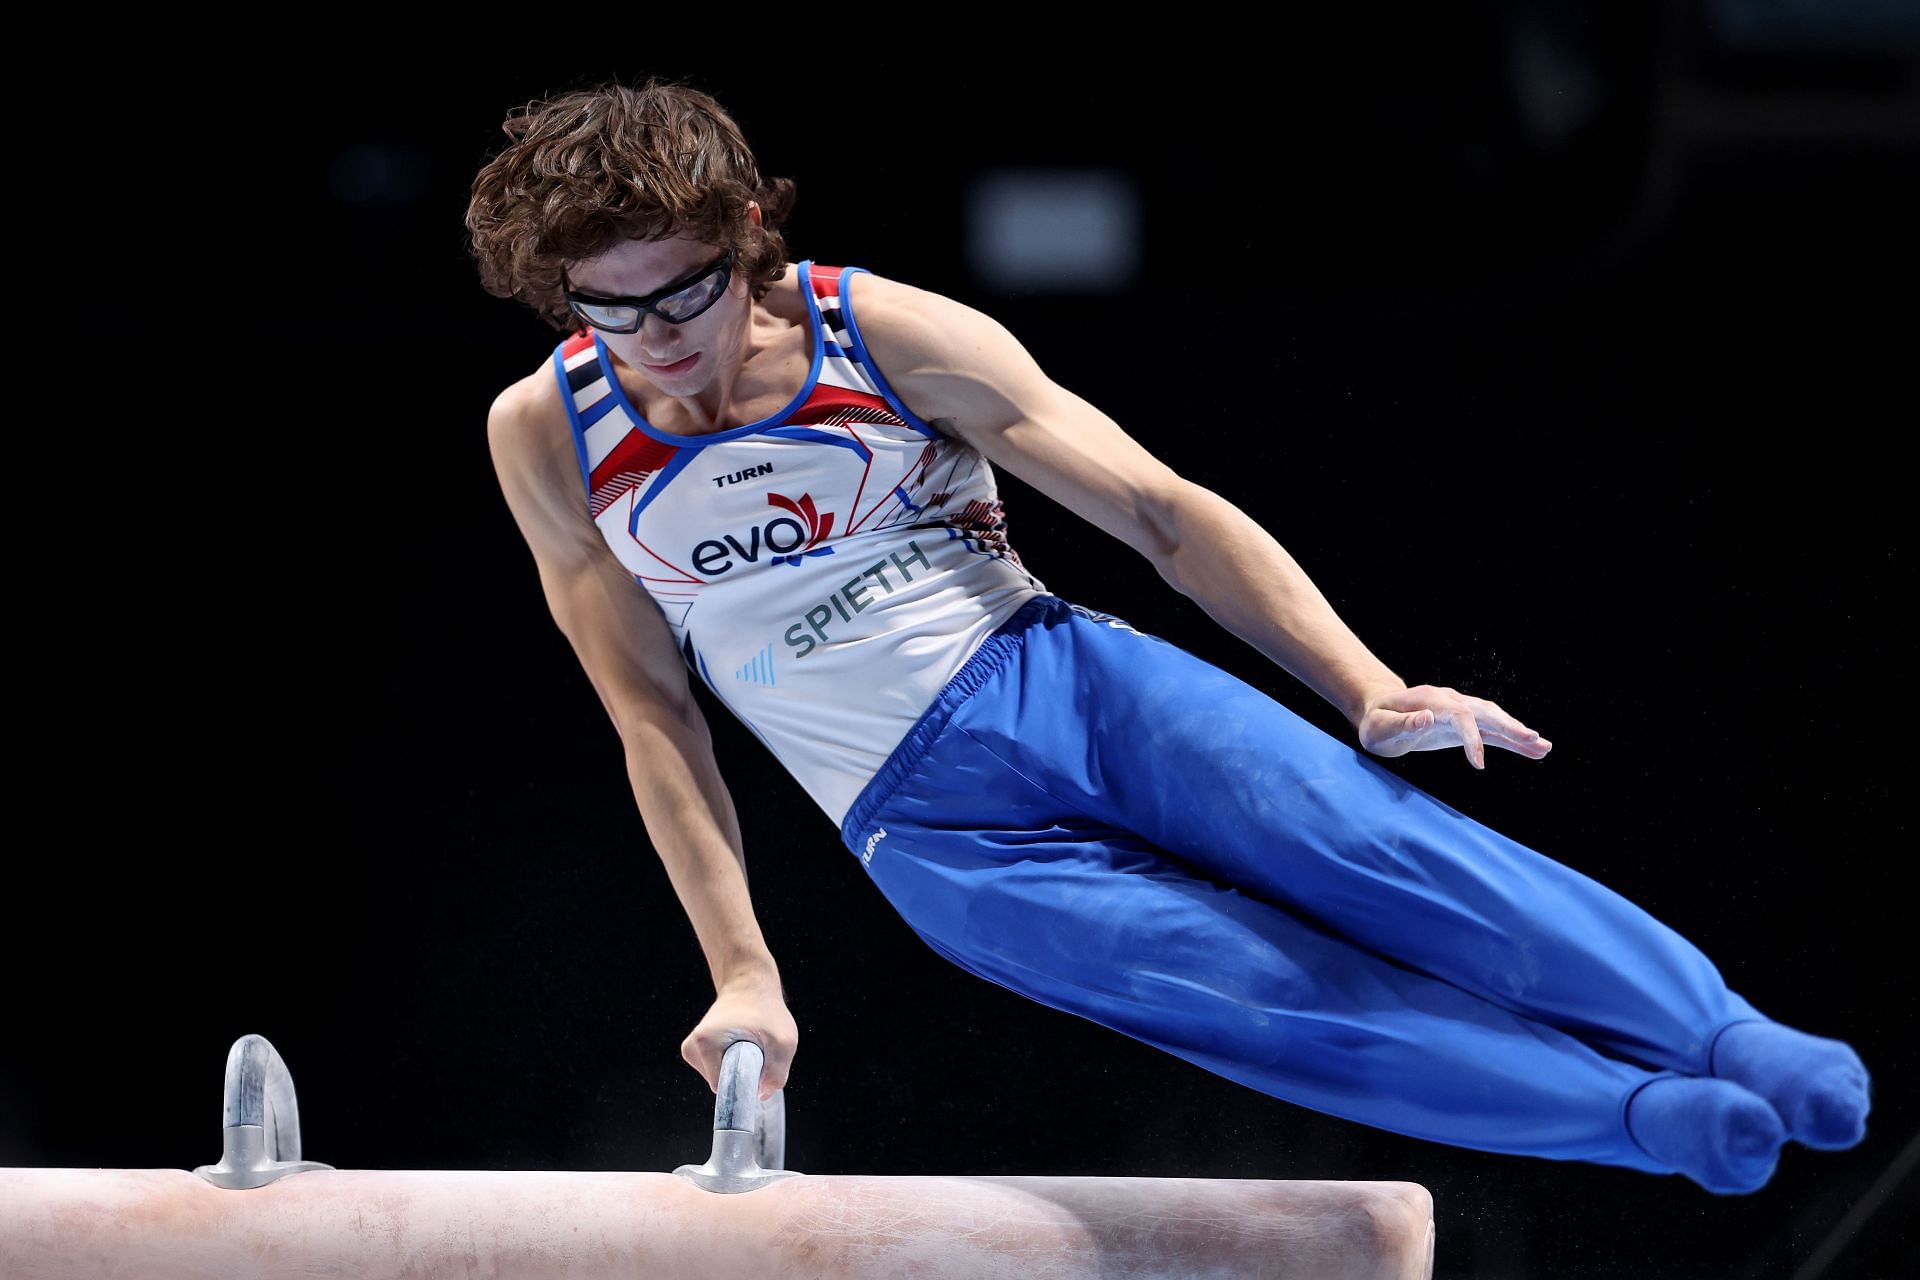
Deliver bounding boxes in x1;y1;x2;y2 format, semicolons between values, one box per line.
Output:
564;203;762;390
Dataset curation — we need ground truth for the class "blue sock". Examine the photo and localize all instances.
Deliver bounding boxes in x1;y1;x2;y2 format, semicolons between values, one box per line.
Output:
1626;1076;1785;1195
1710;1019;1871;1150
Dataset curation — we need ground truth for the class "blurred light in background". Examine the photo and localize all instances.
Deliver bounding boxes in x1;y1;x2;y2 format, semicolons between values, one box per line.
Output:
1708;0;1920;51
964;169;1141;294
1504;9;1609;147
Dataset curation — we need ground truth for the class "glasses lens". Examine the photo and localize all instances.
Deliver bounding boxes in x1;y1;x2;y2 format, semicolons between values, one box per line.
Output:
656;267;727;322
574;300;641;331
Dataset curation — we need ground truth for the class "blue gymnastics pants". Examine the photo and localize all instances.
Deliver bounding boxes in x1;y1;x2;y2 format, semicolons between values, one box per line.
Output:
838;593;1767;1174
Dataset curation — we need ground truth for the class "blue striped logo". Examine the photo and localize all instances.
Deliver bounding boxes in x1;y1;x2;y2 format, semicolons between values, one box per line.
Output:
734;642;778;686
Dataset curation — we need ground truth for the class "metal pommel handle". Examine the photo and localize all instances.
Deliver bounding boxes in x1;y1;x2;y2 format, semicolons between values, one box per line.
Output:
193;1034;335;1189
672;1038;805;1193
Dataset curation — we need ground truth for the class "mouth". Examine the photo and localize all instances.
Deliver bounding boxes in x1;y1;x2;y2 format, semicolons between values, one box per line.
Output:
642;352;701;374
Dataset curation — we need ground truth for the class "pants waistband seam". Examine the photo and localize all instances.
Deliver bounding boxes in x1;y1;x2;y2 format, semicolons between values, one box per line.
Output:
838;593;1055;846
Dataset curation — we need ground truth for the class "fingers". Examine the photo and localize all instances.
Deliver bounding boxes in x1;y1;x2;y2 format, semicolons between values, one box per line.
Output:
1373;693;1552;765
683;1036;737;1094
1452;710;1485;768
760;1049;795;1100
683;1045;718;1093
685;1034;794;1101
1452;696;1551;762
1487;727;1552;755
758;1059;784;1102
1366;708;1430;758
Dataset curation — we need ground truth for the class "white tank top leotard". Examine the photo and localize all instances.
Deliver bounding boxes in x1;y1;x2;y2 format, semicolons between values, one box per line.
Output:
550;260;1048;827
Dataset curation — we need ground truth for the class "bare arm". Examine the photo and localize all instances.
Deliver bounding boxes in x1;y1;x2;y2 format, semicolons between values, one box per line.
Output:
847;272;1549;769
840;273;1404;725
486;376;782;997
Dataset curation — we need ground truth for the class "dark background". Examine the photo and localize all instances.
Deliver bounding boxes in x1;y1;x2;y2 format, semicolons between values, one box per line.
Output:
6;5;1915;1277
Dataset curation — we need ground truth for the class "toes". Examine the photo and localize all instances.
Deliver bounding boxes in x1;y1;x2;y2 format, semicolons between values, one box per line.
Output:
1727;1104;1785;1159
1798;1082;1869;1149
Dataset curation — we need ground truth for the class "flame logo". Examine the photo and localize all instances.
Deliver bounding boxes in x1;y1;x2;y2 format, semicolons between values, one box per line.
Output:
765;492;836;566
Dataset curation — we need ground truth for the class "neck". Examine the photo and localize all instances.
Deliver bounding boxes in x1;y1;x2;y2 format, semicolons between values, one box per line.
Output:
614;297;776;433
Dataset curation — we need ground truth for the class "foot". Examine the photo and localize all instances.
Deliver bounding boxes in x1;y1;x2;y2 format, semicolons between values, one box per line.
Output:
1626;1076;1785;1195
1710;1019;1871;1150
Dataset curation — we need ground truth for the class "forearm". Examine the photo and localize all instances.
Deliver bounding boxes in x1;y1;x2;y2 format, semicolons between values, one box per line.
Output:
1154;484;1406;729
622;710;782;996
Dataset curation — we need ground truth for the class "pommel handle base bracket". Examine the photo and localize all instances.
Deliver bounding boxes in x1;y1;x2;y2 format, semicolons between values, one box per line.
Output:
193;1033;334;1190
673;1038;805;1193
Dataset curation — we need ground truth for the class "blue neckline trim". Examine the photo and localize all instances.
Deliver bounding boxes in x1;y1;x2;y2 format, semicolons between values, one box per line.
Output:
836;266;944;442
591;258;824;449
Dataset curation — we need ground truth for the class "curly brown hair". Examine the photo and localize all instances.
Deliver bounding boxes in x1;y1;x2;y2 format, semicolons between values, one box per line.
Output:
465;76;798;335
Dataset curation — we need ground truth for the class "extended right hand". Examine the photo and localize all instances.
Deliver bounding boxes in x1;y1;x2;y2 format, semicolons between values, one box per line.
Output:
681;977;798;1103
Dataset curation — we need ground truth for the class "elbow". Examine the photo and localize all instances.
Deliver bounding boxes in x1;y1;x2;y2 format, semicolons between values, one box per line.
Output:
579;668;701;747
612;699;697;751
1145;481;1210;592
629;695;709;752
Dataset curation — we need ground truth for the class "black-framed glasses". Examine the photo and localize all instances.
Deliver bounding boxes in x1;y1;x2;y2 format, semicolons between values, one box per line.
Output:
561;247;736;333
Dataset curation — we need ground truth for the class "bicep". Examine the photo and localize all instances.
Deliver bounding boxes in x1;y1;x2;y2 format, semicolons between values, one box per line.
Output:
853;279;1194;563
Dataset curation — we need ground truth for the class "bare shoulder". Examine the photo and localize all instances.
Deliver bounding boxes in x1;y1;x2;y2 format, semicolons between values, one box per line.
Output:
842;268;1022;367
841;267;950;337
487;356;574;470
841;270;1009;434
841;269;1053;444
488;356;566;434
483;352;606;554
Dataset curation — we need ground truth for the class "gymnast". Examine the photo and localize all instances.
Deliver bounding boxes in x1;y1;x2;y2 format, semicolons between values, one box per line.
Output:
465;76;1870;1195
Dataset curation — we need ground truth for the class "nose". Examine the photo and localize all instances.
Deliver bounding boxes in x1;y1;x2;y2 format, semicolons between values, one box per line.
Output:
636;310;681;356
